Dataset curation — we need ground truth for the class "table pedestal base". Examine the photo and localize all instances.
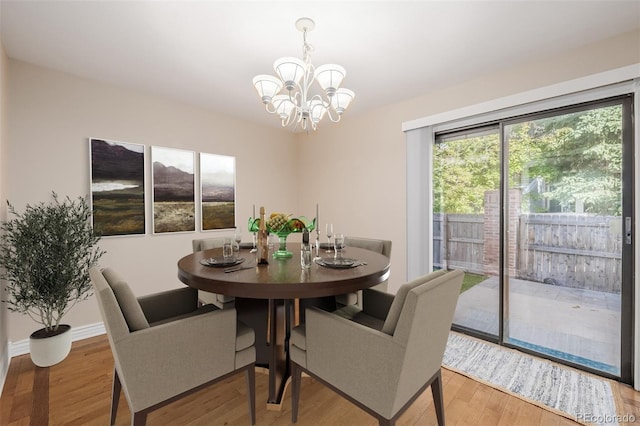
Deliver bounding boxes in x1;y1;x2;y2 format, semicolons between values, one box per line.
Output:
235;298;292;407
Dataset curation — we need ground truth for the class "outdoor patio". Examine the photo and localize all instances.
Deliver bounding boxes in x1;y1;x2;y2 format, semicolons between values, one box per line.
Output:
454;276;621;374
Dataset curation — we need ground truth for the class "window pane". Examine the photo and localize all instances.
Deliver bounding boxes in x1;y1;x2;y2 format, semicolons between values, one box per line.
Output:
505;104;623;375
434;127;500;337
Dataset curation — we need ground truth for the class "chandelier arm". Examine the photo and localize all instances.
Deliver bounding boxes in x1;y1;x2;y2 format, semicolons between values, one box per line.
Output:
293;113;303;132
325;107;342;123
288;88;302;105
282;108;298;128
308;93;331;108
265;103;278;114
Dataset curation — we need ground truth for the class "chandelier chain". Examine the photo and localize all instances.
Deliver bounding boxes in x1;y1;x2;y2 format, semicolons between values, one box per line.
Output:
302;27;314;64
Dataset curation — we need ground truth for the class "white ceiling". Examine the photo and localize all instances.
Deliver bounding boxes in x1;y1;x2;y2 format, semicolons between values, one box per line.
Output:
1;1;639;130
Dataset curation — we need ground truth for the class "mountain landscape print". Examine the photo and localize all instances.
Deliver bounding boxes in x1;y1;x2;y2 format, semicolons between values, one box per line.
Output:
152;146;195;233
200;153;235;230
90;138;145;236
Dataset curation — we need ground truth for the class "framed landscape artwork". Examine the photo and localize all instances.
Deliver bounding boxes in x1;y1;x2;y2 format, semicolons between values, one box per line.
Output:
200;153;236;230
152;146;195;234
89;138;146;237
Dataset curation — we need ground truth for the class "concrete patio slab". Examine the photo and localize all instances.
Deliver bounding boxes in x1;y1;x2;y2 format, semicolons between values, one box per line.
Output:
454;276;621;374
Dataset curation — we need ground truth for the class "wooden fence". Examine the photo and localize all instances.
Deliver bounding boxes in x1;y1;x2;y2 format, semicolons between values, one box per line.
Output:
433;213;485;275
434;213;622;293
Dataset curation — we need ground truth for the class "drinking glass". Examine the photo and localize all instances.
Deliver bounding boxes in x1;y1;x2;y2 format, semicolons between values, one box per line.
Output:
223;238;233;260
325;223;334;252
268;233;278;252
301;245;312;269
334;233;345;260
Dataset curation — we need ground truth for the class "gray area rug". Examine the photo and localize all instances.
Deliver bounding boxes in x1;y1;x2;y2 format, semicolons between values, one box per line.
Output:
443;333;621;426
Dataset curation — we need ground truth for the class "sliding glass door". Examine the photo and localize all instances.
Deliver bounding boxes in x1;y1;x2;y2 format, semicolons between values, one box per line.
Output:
433;127;501;338
503;99;632;378
434;96;633;382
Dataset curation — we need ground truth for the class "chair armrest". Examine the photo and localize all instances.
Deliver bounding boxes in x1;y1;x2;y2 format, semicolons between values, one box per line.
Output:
361;288;394;321
304;307;404;409
112;308;243;411
137;287;198;323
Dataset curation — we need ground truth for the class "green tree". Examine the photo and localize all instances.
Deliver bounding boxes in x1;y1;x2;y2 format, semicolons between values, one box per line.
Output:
0;193;105;333
434;104;623;216
433;133;500;213
540;106;622;215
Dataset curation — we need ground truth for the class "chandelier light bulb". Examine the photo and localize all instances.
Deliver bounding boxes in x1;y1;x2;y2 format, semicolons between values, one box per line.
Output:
314;64;346;96
252;17;354;131
274;57;306;91
272;95;295;119
252;75;283;104
331;88;355;115
309;99;327;123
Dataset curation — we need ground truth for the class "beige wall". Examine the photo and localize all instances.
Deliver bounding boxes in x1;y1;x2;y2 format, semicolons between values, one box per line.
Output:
0;37;8;372
6;60;299;342
299;29;640;294
4;28;639;345
399;30;640;125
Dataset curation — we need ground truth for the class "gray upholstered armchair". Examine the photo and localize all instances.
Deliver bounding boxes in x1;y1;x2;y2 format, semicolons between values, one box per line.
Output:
344;236;392;259
335;236;392;306
290;269;464;426
192;237;235;309
90;266;256;425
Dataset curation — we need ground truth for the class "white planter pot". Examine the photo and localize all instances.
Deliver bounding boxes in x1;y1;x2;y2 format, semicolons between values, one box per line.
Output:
29;324;72;367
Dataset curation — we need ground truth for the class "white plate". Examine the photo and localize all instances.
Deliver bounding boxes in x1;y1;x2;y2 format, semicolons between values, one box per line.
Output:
317;257;357;269
200;257;245;267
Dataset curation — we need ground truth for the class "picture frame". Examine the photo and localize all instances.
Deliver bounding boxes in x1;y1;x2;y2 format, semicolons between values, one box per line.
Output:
151;146;195;234
200;152;236;231
89;138;146;237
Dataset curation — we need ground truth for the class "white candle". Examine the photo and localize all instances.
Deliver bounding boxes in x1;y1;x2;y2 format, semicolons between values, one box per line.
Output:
253;204;256;219
316;203;319;230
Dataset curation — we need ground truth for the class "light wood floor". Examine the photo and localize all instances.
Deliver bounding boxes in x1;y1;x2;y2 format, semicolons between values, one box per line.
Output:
1;334;639;425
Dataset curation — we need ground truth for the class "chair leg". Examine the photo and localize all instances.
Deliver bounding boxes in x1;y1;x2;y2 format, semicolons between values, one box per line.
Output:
110;368;122;425
378;419;394;426
291;362;302;423
132;411;147;426
431;370;445;426
245;366;256;425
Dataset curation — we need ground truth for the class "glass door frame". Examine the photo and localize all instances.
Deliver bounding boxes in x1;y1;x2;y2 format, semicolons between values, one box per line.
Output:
447;94;634;384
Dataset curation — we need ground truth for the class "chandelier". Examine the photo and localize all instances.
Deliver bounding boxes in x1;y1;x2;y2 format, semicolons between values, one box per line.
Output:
252;18;355;132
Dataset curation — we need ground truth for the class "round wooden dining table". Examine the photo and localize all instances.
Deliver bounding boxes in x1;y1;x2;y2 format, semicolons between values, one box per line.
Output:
177;243;390;408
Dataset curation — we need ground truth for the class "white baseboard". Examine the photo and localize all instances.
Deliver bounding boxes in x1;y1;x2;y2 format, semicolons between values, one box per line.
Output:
0;345;9;397
8;322;106;358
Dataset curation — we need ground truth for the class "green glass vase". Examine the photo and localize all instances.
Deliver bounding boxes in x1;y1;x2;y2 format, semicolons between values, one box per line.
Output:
248;215;316;259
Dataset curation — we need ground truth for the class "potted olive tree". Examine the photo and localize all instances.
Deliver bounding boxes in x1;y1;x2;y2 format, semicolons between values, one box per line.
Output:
0;192;104;367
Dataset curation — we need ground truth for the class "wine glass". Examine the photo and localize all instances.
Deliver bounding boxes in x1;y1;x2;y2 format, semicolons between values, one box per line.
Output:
250;233;257;253
325;223;334;252
234;227;242;257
